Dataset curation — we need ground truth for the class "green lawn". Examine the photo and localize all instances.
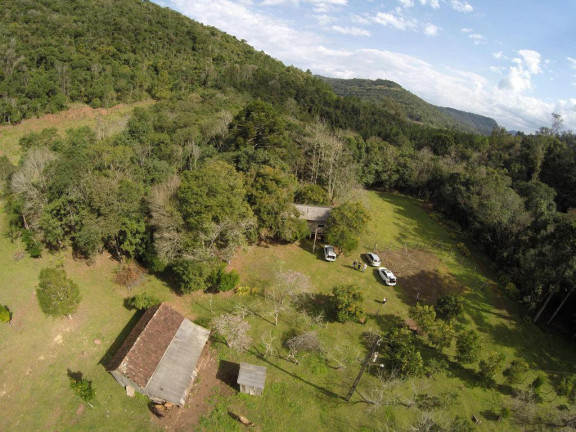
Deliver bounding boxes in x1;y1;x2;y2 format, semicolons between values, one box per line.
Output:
0;190;574;431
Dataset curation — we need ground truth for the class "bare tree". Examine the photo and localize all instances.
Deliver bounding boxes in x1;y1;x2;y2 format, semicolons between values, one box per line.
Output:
148;176;184;262
285;331;322;365
324;340;360;369
11;148;57;230
212;313;252;352
260;331;278;358
232;302;252;320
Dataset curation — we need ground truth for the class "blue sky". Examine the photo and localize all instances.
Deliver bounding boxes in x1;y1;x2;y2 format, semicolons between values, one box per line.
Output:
155;0;576;132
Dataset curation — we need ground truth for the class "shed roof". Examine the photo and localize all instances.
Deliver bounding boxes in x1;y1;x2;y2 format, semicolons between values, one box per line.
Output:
237;362;267;389
294;204;332;222
108;303;210;405
145;319;210;405
108;303;184;388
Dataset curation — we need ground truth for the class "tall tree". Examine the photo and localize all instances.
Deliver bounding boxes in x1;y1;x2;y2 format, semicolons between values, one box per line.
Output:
325;201;370;255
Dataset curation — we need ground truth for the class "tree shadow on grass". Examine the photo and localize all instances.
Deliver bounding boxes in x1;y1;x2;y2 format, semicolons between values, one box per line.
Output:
294;293;338;323
248;347;343;401
67;369;84;382
99;309;144;368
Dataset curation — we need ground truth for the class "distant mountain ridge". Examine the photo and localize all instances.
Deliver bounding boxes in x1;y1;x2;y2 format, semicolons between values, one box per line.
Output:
318;76;498;135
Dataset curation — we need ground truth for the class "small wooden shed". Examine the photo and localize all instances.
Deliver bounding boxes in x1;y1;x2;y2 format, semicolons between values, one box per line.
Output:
237;362;267;396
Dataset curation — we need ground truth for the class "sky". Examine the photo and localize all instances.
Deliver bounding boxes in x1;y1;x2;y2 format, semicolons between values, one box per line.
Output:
155;0;576;132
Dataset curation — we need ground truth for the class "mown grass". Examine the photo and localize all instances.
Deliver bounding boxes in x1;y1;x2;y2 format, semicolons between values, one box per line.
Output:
1;185;575;431
193;190;576;431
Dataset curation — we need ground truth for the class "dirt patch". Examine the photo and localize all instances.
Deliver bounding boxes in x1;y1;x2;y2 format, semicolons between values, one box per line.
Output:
150;343;235;431
376;248;465;304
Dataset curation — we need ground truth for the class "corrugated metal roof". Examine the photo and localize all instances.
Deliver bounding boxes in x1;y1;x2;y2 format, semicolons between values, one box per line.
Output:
237;362;266;389
109;303;210;405
294;204;332;222
146;319;210;405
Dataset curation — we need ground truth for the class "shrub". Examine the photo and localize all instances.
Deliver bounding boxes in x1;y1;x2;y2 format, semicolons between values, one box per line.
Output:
171;259;220;293
478;352;506;385
503;359;530;385
0;305;11;323
435;294;463;320
455;330;481;365
37;267;81;317
557;375;576;401
114;261;146;290
127;293;162;310
331;284;365;323
22;229;42;258
216;269;239;292
69;375;95;403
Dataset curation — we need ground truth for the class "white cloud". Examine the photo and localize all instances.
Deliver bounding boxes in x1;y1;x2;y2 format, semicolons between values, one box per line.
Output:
419;0;440;9
489;66;506;75
259;0;347;12
567;57;576;70
423;24;438;36
351;14;371;25
468;33;484;45
398;0;414;8
498;50;541;94
493;51;504;59
315;14;334;25
461;28;473;33
451;0;473;13
518;49;542;74
331;25;370;36
373;11;415;30
161;0;575;131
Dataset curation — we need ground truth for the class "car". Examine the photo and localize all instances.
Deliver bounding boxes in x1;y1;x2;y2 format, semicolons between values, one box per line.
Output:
378;267;397;286
365;252;381;267
323;245;337;262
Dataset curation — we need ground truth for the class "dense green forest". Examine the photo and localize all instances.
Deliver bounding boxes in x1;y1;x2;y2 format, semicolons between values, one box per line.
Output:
1;0;576;336
319;76;498;135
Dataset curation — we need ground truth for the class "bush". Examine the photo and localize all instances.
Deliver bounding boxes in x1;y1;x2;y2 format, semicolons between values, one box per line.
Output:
114;261;146;290
69;375;95;402
478;352;505;385
455;330;481;365
37;267;81;317
557;375;576;401
22;229;42;258
503;359;530;385
435;294;463;320
216;269;240;292
331;284;365;323
0;305;11;323
171;259;220;293
127;292;162;310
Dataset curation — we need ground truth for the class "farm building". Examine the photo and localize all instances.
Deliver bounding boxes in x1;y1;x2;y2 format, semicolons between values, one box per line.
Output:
294;204;332;238
108;303;210;406
237;362;267;396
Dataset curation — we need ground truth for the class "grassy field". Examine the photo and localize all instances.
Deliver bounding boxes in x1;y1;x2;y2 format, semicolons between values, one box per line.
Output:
1;126;575;430
0;100;155;163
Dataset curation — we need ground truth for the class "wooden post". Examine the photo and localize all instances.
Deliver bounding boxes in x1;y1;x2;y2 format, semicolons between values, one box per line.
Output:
345;336;382;402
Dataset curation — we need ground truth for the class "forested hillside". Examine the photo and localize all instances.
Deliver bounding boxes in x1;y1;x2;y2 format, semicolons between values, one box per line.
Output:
319;76;498;135
1;0;576;336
